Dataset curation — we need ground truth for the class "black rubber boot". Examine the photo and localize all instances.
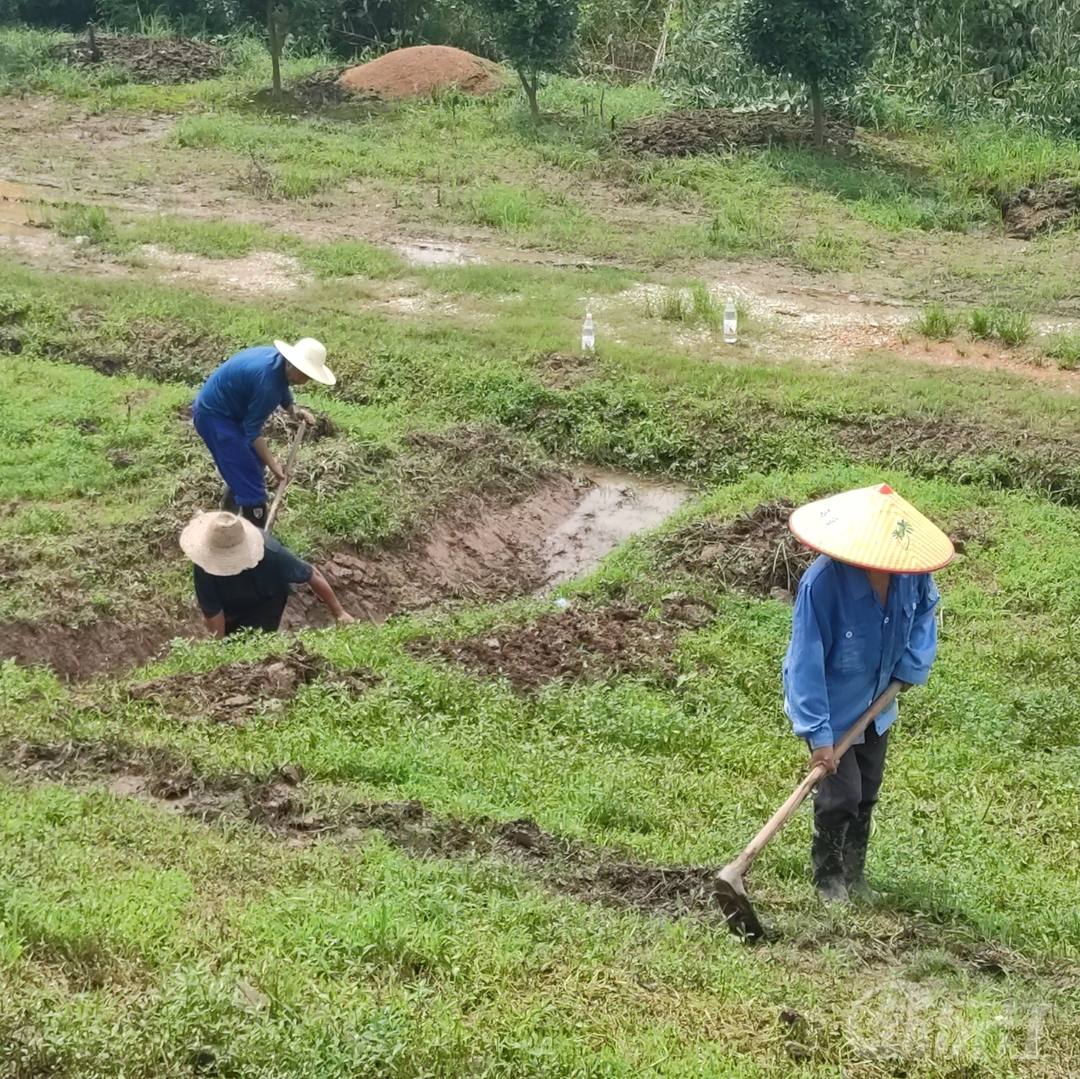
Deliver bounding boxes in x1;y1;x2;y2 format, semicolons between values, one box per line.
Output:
812;823;850;903
239;502;268;529
843;808;876;902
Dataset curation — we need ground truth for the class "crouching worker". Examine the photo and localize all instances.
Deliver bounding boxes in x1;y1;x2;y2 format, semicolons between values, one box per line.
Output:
192;338;335;528
783;484;953;903
180;511;354;638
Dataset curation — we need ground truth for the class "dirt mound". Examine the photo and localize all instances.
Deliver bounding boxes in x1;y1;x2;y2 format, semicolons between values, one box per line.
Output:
127;642;379;724
337;45;503;99
52;34;227;84
411;602;682;693
619;109;857;156
998;181;1080;239
662;501;813;601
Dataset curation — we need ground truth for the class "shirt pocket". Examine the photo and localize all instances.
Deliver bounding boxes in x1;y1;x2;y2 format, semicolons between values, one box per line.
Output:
832;629;868;673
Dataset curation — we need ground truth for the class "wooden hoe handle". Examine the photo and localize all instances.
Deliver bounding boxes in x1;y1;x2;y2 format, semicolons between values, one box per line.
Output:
265;420;307;534
726;680;904;879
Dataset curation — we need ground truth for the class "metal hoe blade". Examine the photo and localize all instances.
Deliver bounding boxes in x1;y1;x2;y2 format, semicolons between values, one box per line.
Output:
714;863;765;940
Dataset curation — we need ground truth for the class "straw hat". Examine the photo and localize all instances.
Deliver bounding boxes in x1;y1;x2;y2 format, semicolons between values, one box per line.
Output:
180;512;265;576
788;484;954;573
274;337;336;385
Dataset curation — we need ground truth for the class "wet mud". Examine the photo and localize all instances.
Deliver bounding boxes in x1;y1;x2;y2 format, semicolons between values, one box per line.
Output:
660;500;814;601
127;643;379;724
3;740;740;924
410;602;685;693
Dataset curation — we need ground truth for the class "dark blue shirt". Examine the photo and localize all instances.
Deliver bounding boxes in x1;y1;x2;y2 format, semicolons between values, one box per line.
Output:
193;534;313;620
195;346;295;443
783;556;939;749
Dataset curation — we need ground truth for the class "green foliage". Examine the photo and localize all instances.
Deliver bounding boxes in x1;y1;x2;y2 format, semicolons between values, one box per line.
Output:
472;0;580;116
734;0;880;143
966;305;1031;347
914;302;960;340
1042;333;1080;370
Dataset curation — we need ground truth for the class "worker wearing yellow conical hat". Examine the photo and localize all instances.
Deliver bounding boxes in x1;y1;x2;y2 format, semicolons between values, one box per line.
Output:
783;484;953;904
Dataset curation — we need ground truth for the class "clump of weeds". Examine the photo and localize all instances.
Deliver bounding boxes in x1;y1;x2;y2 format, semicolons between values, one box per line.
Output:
914;302;961;341
645;280;724;327
1042;333;1080;370
967;305;1032;347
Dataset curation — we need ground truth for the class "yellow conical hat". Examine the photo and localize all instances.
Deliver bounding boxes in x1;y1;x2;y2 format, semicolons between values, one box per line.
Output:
788;484;954;573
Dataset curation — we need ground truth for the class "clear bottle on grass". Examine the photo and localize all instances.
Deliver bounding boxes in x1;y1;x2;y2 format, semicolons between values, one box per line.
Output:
723;297;738;344
582;312;595;353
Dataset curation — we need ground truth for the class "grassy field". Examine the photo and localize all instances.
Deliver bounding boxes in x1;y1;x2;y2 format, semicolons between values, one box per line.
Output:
3;26;1080;1078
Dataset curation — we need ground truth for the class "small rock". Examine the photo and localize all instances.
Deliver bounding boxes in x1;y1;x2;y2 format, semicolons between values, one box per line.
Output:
699;544;724;563
483;638;501;650
278;763;305;786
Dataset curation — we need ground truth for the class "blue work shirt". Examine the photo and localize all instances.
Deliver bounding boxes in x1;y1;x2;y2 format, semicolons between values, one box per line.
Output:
195;347;295;443
783;556;939;750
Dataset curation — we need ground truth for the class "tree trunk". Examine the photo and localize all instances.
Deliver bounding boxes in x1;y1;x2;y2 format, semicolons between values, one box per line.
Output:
810;80;824;150
519;69;539;119
267;0;282;97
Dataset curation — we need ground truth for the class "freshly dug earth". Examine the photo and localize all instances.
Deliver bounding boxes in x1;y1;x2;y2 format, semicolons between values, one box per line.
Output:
410;603;683;693
52;34;227;84
337;46;504;99
127;642;379;724
4;740;742;924
619;109;857;156
997;180;1080;239
661;501;814;601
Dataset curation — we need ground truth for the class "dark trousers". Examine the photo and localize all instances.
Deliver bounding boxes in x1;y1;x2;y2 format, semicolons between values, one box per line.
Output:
224;591;290;636
813;723;890;830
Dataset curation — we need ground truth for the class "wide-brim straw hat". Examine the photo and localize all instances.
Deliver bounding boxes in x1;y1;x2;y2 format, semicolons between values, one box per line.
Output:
788;484;954;573
274;337;336;385
180;511;265;576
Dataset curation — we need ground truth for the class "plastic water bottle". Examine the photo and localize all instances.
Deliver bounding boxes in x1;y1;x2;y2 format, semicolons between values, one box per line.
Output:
723;297;737;344
581;312;595;353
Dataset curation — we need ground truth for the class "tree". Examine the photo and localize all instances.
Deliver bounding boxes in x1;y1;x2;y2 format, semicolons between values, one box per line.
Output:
734;0;878;148
475;0;579;118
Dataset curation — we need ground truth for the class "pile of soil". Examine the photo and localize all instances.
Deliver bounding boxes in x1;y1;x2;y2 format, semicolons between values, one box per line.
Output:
619;109;857;157
410;603;680;693
337;45;503;99
661;501;813;601
127;642;378;724
52;34;227;84
997;180;1080;239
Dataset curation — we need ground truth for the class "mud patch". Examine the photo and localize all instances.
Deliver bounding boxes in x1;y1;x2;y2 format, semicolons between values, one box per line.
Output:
410;602;682;693
660;501;813;601
0;616;192;682
619;109;857;157
998;181;1080;240
127;642;379;724
52;34;228;84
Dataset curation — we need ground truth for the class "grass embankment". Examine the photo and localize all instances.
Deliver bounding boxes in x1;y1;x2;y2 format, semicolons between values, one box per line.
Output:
3;28;1080;1076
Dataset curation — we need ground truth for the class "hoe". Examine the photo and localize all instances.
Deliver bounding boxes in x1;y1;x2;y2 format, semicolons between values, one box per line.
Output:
265;420;307;533
714;680;903;939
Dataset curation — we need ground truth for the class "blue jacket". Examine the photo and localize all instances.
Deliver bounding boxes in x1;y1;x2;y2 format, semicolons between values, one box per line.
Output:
195;346;295;443
783;556;939;750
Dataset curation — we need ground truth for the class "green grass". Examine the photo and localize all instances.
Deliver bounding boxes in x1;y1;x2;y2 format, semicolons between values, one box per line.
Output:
967;305;1033;347
1043;332;1080;370
914;301;960;340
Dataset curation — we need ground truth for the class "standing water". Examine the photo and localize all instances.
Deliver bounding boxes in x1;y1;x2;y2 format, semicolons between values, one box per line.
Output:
723;297;738;344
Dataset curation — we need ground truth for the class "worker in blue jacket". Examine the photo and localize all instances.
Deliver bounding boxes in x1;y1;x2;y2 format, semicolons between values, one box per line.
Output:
783;484;953;903
192;338;336;528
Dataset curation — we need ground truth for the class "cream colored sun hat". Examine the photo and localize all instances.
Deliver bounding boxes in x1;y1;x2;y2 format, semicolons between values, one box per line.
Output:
180;512;265;576
788;484;954;573
274;337;336;385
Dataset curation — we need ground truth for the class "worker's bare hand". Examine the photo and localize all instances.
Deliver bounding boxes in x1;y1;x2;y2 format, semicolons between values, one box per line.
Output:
810;746;838;774
269;460;286;483
295;407;316;427
335;611;355;625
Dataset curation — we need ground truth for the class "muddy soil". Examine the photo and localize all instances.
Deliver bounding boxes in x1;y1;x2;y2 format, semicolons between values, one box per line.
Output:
411;602;685;693
4;739;743;926
337;46;504;99
998;181;1080;239
127;642;379;724
619;110;857;157
661;501;814;601
52;34;228;84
